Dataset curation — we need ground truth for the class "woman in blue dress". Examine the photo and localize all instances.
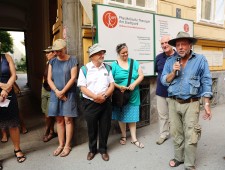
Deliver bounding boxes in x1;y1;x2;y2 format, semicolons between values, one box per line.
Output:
111;43;144;148
48;39;78;157
0;52;26;163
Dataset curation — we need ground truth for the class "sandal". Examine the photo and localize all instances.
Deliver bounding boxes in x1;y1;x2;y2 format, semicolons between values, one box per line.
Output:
119;137;127;145
1;136;8;143
21;128;28;134
43;132;57;142
169;159;184;167
53;146;64;156
43;135;49;142
131;141;144;148
14;149;26;163
60;147;71;157
0;161;3;170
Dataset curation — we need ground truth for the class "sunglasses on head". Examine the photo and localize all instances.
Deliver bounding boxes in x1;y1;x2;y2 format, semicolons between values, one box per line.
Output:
54;50;62;53
116;43;127;52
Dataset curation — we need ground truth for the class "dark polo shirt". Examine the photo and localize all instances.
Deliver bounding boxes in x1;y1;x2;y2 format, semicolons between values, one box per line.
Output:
155;50;177;97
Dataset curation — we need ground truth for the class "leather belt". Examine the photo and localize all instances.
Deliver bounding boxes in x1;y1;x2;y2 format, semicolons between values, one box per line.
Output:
170;96;200;104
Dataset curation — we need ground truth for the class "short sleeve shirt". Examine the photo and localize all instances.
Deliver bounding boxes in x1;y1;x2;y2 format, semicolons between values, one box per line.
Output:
77;62;114;100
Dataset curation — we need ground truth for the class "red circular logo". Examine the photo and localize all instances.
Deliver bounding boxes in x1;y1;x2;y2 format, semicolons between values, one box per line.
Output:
183;24;189;32
103;11;118;28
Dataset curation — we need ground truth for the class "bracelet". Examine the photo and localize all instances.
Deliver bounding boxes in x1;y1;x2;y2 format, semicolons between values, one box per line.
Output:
54;88;57;92
205;102;210;106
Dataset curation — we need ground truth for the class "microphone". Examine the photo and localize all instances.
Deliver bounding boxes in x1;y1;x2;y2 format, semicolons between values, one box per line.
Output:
175;57;181;77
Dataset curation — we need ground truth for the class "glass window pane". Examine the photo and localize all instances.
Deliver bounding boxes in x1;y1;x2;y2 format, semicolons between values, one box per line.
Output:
109;0;156;10
214;0;225;23
111;0;131;4
136;0;145;7
145;0;155;8
201;0;211;20
111;0;124;3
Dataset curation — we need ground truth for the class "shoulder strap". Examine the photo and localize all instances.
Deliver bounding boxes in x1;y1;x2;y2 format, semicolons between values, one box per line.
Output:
81;65;88;78
81;63;111;78
127;59;134;86
103;63;111;74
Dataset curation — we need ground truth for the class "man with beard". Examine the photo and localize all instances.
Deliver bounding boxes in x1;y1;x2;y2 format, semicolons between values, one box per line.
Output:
161;32;212;170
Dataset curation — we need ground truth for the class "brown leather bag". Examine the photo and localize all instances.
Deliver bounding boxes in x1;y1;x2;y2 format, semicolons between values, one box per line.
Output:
13;82;21;95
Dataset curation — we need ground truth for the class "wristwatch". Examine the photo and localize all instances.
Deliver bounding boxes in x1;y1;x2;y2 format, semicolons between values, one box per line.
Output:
103;94;108;99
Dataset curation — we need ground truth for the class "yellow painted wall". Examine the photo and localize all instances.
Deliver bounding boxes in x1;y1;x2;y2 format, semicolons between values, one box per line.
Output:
158;0;225;71
80;0;225;69
195;24;225;42
52;0;63;41
83;38;93;64
200;46;225;71
158;1;196;21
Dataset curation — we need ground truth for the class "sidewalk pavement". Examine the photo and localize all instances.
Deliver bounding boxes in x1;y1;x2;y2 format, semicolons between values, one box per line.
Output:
1;104;225;170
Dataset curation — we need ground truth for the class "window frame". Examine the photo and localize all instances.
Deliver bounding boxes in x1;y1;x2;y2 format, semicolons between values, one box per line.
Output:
104;0;157;12
197;0;225;26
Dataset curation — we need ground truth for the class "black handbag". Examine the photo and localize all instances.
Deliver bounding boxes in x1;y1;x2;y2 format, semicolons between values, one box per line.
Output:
0;54;2;83
0;54;2;78
112;59;134;107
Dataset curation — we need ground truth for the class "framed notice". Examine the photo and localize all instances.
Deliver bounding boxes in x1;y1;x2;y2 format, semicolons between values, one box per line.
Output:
155;15;194;55
94;4;154;76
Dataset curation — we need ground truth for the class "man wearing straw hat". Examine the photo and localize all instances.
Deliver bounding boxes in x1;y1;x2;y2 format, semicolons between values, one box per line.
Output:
77;43;114;161
161;31;212;170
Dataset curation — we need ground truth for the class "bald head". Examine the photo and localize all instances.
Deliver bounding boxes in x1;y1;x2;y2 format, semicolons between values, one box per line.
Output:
161;35;171;43
160;35;174;56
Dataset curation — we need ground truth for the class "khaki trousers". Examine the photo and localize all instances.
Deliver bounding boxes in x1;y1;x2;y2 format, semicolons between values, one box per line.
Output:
156;95;169;139
168;98;201;168
41;87;50;116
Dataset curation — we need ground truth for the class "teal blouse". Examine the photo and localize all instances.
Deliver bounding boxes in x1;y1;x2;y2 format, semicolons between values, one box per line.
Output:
111;58;141;106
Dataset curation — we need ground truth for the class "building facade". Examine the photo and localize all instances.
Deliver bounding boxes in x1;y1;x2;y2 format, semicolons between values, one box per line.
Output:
53;0;225;126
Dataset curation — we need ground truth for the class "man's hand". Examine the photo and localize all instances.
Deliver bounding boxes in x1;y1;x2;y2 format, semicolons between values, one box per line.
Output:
173;61;181;73
202;104;212;120
93;93;105;104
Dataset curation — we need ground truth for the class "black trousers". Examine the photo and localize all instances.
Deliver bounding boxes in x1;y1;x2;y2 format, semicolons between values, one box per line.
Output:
83;98;112;154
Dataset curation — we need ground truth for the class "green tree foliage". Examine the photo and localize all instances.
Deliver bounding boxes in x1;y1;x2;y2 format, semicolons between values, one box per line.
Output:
15;55;27;73
0;31;14;53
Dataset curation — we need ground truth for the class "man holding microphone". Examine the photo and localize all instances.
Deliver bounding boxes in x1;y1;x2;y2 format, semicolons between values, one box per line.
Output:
161;32;212;170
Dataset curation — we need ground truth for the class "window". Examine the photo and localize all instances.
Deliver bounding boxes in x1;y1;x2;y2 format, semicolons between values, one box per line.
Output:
197;0;225;26
105;0;157;12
